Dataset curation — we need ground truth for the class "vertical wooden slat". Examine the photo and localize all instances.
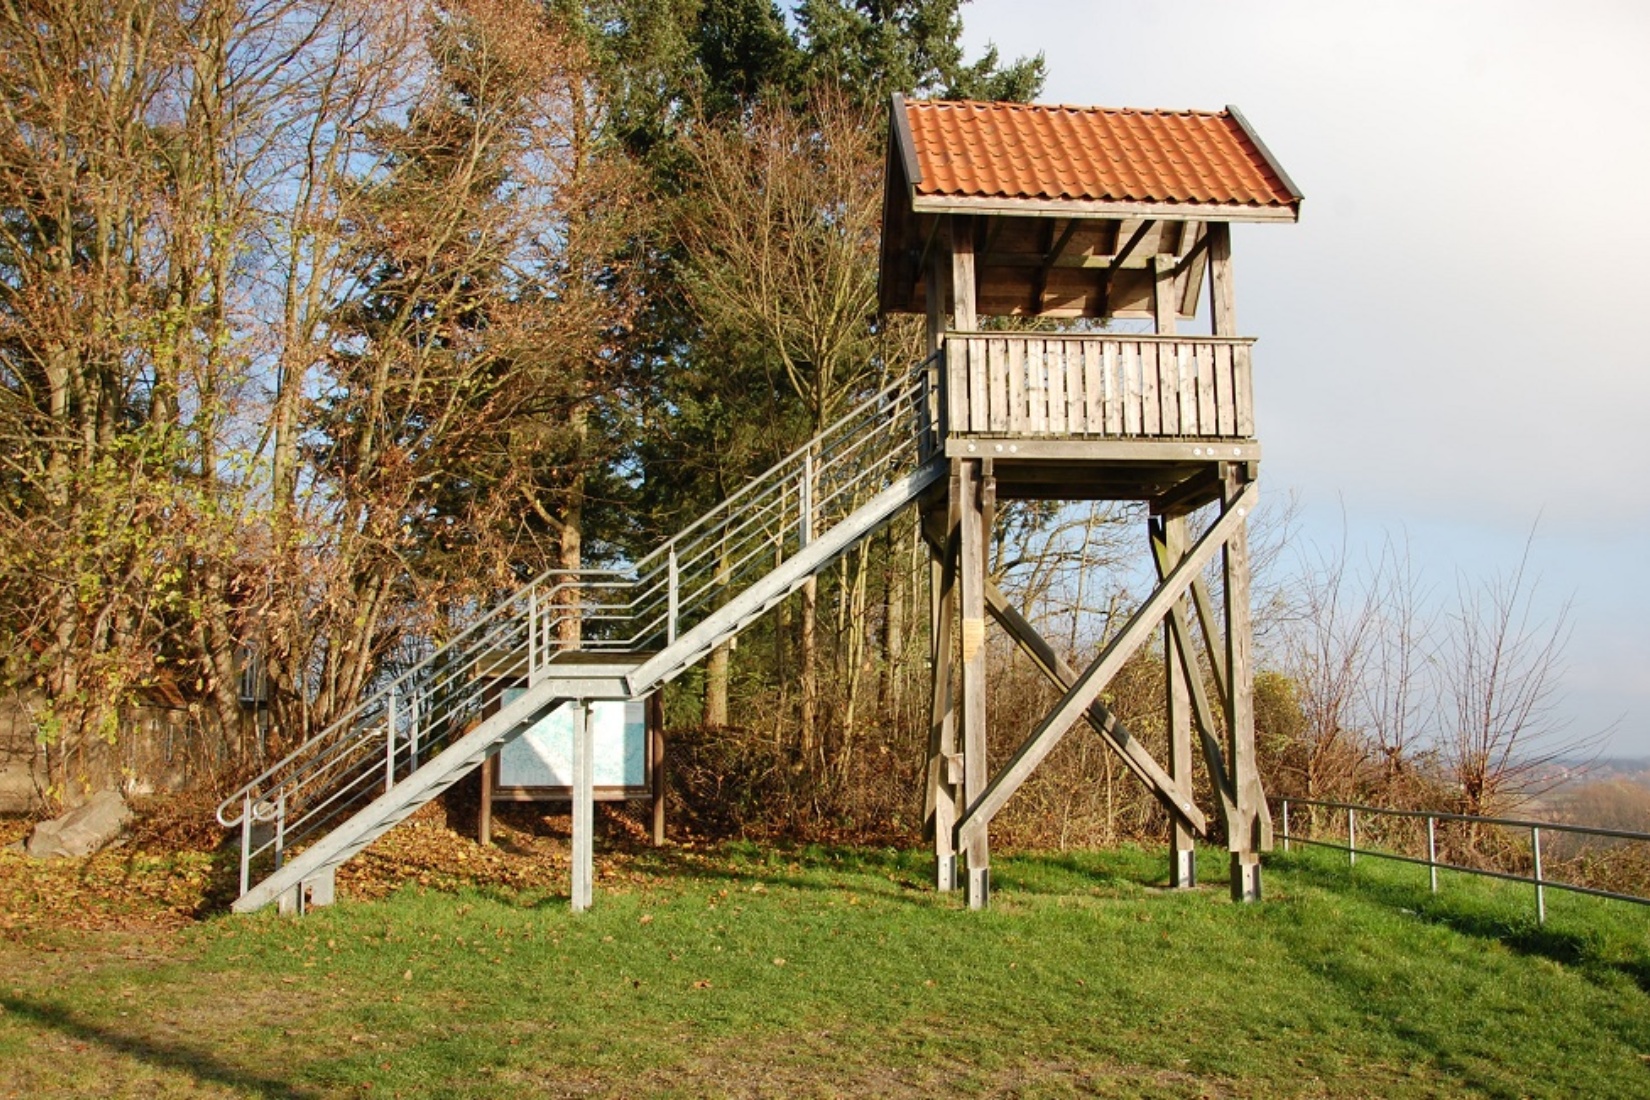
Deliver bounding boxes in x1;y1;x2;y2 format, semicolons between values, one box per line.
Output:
1065;340;1086;433
1027;338;1047;433
988;338;1009;433
1070;338;1085;431
1196;343;1216;436
1214;342;1235;437
1140;341;1160;436
1045;339;1067;434
1083;339;1103;435
946;336;967;434
963;338;976;432
1104;341;1123;435
1235;343;1255;437
1007;338;1026;433
1178;344;1197;436
1159;340;1181;436
1123;342;1143;435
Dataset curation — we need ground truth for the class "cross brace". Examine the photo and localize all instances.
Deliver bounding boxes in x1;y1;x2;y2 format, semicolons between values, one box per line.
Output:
919;515;1204;836
955;482;1255;854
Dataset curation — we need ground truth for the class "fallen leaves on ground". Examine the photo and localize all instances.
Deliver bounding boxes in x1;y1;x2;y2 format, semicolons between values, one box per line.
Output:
0;799;673;940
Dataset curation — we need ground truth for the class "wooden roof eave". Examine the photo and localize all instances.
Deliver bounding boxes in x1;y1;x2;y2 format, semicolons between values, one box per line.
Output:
907;194;1301;224
1224;103;1305;206
878;92;925;317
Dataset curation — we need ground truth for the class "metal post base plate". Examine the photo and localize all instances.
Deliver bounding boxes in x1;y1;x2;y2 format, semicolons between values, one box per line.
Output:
1230;854;1261;903
1170;848;1197;889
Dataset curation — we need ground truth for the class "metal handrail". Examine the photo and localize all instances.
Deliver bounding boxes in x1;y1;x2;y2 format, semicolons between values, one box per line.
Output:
1278;796;1650;924
216;354;940;898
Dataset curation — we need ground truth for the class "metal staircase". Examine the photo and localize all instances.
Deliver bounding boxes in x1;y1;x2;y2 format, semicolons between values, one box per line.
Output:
217;357;945;913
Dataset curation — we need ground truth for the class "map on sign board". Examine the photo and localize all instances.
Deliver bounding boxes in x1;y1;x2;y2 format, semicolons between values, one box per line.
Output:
496;690;646;790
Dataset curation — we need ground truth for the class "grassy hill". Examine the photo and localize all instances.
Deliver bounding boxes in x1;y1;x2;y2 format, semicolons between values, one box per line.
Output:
1;834;1646;1098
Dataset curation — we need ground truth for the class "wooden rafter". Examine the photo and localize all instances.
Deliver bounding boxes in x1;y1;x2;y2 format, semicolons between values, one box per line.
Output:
1032;219;1081;314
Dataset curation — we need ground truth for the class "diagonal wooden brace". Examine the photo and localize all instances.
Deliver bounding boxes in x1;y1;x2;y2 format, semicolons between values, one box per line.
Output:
984;582;1206;835
1150;516;1272;850
956;484;1255;854
922;508;959;835
916;513;1200;832
1148;527;1238;827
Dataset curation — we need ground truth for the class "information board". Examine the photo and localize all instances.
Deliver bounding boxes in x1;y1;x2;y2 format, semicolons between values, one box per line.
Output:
495;691;647;792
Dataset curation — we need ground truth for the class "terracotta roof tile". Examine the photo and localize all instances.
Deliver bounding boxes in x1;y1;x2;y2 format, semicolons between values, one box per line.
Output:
902;99;1297;209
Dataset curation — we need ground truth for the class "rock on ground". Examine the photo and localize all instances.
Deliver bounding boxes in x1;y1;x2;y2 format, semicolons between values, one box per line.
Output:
26;790;132;859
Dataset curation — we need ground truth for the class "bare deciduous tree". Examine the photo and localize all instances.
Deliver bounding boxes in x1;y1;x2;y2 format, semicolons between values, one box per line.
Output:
675;91;913;760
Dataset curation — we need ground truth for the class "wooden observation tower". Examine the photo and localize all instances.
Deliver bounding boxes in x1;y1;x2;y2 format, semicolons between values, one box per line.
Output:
879;98;1302;906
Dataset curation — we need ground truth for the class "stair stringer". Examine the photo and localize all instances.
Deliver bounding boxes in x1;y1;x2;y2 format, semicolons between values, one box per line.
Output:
625;458;946;694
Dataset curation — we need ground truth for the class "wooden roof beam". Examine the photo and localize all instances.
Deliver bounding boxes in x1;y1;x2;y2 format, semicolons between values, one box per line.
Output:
1031;219;1081;314
1099;219;1154;319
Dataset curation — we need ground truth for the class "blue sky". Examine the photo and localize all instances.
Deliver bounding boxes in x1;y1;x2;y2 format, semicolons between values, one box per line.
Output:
960;0;1650;755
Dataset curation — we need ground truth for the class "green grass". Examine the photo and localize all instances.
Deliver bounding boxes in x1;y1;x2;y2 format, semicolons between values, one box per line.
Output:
2;841;1647;1098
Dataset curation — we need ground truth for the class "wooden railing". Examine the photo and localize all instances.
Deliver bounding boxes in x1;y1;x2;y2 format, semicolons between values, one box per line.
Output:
943;333;1255;441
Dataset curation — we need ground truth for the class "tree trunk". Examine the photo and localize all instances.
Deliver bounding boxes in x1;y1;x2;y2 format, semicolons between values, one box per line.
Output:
704;642;730;727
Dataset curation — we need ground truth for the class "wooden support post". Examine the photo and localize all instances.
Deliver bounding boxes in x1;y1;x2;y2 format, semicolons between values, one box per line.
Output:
925;495;960;891
570;699;593;912
1208;222;1236;337
649;692;667;847
1161;515;1197;888
950;215;977;331
1222;467;1262;902
477;751;494;846
925;244;947;358
1153;253;1179;337
957;456;989;908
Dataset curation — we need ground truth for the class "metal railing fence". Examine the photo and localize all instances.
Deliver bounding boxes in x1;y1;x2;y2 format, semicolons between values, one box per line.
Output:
214;355;940;895
1278;796;1650;924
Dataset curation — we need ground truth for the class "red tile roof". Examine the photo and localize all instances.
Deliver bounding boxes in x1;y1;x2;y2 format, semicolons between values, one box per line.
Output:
899;99;1300;211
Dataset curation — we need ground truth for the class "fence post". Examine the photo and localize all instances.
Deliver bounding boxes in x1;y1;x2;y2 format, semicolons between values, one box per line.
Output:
1532;826;1546;925
1282;800;1290;852
667;547;679;645
1348;807;1357;867
385;689;398;794
1427;815;1438;893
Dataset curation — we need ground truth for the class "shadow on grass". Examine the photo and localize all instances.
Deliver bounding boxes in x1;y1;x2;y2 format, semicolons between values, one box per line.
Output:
579;841;1172;905
1274;851;1650;994
193;837;249;918
0;994;321;1099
